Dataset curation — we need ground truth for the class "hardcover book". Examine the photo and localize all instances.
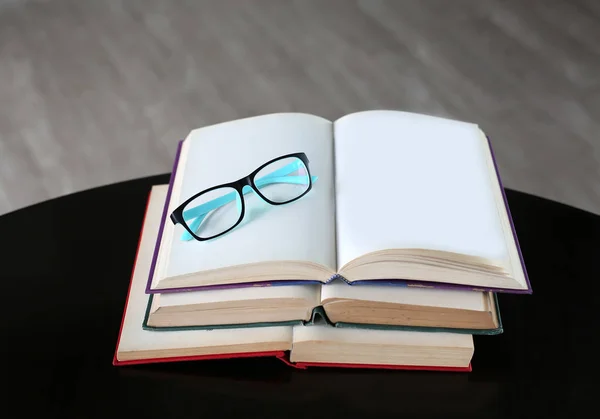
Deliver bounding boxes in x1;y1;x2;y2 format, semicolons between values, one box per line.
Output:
146;111;530;294
142;187;503;335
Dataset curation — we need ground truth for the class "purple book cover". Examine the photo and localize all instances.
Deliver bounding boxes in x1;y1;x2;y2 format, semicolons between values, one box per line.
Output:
146;135;532;295
145;140;183;294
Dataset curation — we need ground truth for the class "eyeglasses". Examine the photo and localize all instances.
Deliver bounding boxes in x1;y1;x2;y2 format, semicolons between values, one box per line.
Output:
170;152;317;241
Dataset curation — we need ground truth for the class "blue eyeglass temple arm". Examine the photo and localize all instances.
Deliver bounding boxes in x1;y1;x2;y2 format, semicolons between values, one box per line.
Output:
178;161;318;241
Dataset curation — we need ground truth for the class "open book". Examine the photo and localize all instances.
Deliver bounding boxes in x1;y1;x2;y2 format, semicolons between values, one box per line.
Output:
115;187;474;371
144;186;502;334
147;111;530;293
146;282;502;334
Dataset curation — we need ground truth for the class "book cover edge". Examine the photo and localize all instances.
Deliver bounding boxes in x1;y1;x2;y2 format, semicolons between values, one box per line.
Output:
113;190;154;366
485;134;532;293
115;350;470;372
294;361;472;372
145;140;184;294
149;278;530;294
114;351;287;366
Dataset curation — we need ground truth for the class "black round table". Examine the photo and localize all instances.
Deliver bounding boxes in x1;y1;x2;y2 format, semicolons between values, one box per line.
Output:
1;174;596;417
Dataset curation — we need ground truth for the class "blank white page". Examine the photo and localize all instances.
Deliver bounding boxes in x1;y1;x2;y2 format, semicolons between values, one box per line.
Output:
165;113;336;278
320;282;486;311
117;185;292;359
333;110;507;268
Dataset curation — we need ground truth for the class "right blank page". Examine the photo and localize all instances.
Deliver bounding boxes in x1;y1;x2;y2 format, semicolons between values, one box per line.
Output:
333;110;508;270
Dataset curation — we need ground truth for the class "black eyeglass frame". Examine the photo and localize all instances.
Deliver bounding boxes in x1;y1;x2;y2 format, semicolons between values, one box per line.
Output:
170;152;313;241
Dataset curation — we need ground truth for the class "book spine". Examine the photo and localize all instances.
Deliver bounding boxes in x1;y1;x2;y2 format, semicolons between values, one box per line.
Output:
276;352;307;369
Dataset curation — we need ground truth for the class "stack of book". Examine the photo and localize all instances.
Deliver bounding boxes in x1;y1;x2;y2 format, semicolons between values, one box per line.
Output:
114;110;531;372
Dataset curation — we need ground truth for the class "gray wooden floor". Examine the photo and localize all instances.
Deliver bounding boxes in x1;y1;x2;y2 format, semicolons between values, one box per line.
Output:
1;0;599;215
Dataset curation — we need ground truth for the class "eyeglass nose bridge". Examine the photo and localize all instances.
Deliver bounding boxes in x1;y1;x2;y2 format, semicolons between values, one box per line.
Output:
238;182;269;206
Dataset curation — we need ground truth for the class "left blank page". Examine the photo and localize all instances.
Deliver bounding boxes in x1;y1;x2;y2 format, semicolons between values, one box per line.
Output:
164;113;336;279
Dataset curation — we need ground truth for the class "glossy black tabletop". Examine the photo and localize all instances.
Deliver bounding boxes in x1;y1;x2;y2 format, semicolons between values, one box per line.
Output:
1;174;596;417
